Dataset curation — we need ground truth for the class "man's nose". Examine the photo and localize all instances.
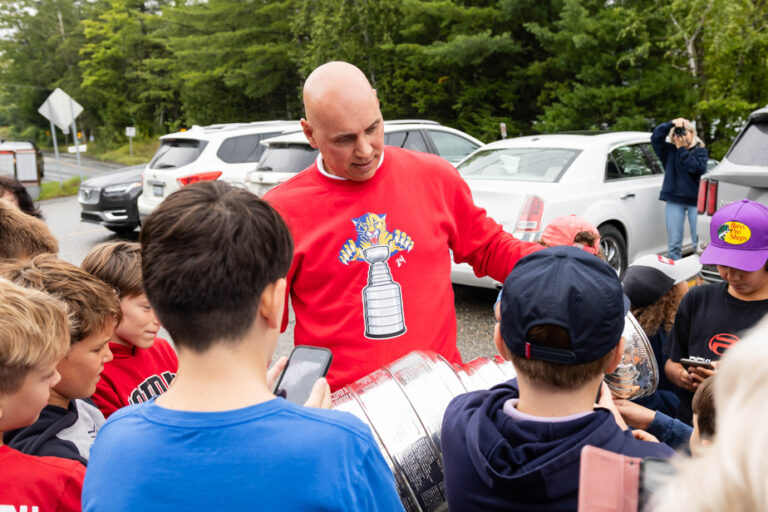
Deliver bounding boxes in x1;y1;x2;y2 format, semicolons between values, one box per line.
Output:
355;136;373;157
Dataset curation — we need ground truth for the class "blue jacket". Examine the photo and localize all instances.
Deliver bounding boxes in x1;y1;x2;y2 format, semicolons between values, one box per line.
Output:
652;121;708;206
441;379;675;512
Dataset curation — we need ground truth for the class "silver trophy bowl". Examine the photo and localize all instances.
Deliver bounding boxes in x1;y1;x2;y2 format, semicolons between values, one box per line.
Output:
330;312;657;511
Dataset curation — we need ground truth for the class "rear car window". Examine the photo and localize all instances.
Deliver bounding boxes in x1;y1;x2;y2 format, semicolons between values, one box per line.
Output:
216;132;282;164
727;120;768;166
385;131;430;153
149;139;207;170
427;130;480;162
458;147;581;182
258;144;319;173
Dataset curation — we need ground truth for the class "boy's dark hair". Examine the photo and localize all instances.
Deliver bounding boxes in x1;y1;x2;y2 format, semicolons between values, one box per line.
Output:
508;325;616;390
81;241;144;297
0;175;43;219
692;376;716;440
140;181;293;352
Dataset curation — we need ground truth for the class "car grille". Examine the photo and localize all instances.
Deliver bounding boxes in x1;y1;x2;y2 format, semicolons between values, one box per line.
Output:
78;186;100;205
700;264;723;283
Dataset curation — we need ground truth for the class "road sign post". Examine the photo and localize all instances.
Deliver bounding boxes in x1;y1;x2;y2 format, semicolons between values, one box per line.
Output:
126;126;136;156
38;88;85;183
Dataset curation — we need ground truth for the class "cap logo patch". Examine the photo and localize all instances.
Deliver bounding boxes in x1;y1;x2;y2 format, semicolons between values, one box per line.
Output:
656;255;674;265
718;221;751;245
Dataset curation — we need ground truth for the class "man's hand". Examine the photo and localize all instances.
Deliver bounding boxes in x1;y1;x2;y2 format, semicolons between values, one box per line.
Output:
595;382;629;430
613;399;655;430
672;117;687;127
665;360;696;392
266;356;288;391
673;134;688;149
304;377;332;409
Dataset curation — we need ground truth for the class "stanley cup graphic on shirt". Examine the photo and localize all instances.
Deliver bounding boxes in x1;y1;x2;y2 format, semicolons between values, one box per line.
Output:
338;213;414;339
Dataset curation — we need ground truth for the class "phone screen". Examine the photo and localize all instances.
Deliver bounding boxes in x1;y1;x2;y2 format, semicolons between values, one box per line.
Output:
639;457;675;508
273;346;332;405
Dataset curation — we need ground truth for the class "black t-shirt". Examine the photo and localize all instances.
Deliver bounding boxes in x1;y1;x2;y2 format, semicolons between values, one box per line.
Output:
667;282;768;423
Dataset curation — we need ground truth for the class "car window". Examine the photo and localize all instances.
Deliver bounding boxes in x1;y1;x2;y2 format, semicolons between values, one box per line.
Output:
640;143;664;174
258;143;319;173
216;132;281;164
458;147;580;182
726;119;768;166
385;130;429;153
427;130;480;162
149;139;207;169
606;144;655;181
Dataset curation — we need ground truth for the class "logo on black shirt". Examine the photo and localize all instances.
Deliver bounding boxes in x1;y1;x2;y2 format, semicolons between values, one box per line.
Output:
708;333;739;355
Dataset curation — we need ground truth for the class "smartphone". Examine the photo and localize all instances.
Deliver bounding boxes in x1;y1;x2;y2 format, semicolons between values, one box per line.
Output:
578;445;640;511
639;457;675;509
273;346;333;405
679;356;715;371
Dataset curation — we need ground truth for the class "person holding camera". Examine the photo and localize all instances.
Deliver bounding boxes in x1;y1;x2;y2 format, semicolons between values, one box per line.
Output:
651;118;708;260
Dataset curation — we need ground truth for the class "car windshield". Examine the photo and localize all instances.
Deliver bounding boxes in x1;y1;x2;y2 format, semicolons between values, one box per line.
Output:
458;147;581;182
258;144;319;173
727;119;768;166
149;139;206;170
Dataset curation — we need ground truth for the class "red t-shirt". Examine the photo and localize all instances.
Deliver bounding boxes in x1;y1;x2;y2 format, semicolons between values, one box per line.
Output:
92;337;178;418
0;444;84;512
265;147;540;390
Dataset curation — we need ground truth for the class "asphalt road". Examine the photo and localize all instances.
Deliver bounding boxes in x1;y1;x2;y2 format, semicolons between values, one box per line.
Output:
40;172;500;364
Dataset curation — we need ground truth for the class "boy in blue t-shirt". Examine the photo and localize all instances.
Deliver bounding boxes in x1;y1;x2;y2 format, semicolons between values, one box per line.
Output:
83;182;403;511
441;247;673;512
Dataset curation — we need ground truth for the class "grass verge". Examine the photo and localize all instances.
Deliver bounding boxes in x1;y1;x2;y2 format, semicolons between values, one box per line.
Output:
40;176;81;200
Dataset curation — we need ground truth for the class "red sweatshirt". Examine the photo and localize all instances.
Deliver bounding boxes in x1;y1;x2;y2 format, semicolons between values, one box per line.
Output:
0;444;84;512
265;146;540;390
92;337;178;418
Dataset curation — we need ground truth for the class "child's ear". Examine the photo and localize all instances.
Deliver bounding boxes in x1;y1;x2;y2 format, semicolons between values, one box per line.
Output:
605;336;626;374
259;278;287;330
494;324;512;360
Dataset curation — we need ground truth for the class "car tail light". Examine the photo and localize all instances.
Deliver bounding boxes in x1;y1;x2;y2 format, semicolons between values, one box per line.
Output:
516;195;545;232
176;171;222;187
697;179;708;214
706;180;718;216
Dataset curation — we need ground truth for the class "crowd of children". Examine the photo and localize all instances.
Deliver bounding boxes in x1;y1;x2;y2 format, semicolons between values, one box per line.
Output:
2;176;768;511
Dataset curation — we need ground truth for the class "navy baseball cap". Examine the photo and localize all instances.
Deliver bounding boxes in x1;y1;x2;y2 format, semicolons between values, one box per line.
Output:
499;246;630;364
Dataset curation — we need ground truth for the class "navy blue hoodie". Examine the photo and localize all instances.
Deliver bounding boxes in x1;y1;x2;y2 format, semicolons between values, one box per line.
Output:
651;121;708;206
441;380;675;511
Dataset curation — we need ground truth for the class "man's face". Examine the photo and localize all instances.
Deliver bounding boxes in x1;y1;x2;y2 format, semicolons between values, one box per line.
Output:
301;90;385;182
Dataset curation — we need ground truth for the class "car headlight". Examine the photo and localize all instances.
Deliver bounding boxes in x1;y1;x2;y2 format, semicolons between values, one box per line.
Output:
104;182;142;195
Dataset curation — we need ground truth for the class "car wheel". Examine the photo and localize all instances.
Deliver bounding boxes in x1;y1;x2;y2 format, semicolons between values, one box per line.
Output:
598;224;627;276
106;225;138;236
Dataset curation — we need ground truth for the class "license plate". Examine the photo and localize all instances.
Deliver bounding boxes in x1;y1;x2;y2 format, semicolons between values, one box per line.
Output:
153;184;164;197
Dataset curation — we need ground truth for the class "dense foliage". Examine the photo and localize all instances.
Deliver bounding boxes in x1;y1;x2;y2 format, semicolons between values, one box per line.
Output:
0;0;766;158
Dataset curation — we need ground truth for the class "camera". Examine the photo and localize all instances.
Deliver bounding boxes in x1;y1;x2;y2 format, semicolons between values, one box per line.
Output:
673;126;687;137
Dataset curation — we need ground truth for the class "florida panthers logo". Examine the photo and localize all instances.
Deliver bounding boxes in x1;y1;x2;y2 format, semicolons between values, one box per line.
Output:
339;213;414;265
338;213;413;339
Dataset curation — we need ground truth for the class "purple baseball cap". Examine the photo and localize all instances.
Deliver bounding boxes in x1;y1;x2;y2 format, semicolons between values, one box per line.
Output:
700;199;768;271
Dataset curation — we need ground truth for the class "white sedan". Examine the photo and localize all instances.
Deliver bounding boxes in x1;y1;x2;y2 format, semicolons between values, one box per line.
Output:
451;131;694;288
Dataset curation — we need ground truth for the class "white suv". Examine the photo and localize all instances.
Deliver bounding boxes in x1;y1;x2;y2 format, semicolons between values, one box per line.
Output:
138;121;299;220
246;120;484;196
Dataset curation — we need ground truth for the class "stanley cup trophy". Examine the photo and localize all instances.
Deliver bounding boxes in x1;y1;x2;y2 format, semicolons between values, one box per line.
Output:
362;245;406;338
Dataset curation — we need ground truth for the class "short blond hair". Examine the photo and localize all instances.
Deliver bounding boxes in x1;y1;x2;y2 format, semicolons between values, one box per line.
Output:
0;278;69;393
81;241;144;297
0;200;58;260
0;254;122;344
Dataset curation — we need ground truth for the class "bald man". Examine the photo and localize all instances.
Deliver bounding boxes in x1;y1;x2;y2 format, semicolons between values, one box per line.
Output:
265;61;541;390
